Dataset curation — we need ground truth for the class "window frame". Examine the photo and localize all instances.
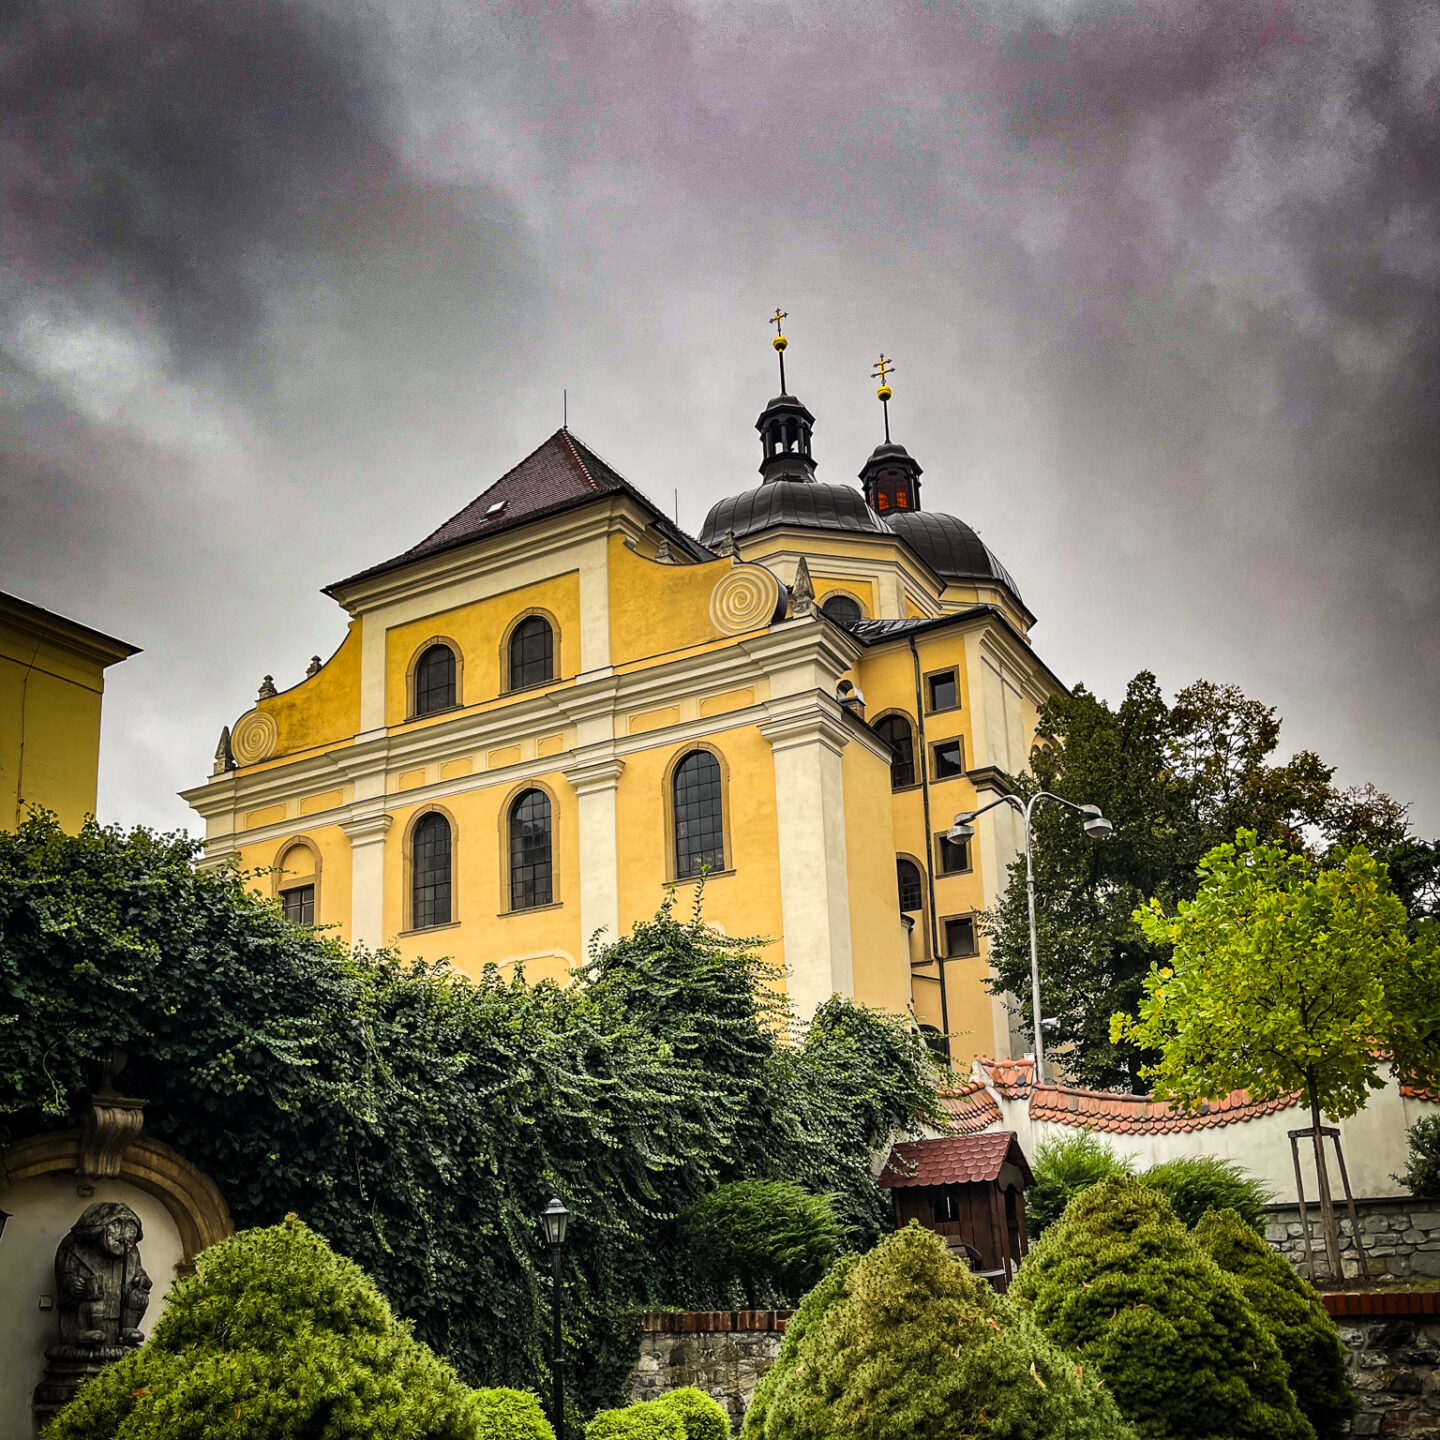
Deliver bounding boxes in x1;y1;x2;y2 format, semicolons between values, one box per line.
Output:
271;837;322;924
930;736;966;781
280;883;315;925
872;711;918;791
924;667;960;714
934;831;973;875
665;744;732;882
941;913;979;958
407;638;464;720
505;785;557;914
818;589;868;624
405;807;457;933
896;856;925;915
503;609;560;694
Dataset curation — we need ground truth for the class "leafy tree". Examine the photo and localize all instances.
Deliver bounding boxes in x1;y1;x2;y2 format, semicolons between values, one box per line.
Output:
1009;1177;1312;1440
982;673;1411;1091
0;814;943;1423
1140;1156;1272;1232
741;1223;1138;1440
1025;1131;1134;1239
48;1217;553;1440
1394;1115;1440;1197
1194;1209;1354;1440
1114;833;1440;1277
679;1180;838;1307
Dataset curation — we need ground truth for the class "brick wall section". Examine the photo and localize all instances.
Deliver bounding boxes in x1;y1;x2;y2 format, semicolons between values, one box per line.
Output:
1322;1294;1440;1436
628;1312;790;1434
1265;1198;1440;1281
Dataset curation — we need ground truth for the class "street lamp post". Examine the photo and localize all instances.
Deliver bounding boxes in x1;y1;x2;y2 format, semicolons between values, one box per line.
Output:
540;1197;570;1437
947;792;1112;1084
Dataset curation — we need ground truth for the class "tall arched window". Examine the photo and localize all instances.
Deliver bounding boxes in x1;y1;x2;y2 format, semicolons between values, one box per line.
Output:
897;858;924;914
673;750;724;878
508;616;554;690
874;714;915;789
508;789;553;911
414;644;457;715
411;812;452;928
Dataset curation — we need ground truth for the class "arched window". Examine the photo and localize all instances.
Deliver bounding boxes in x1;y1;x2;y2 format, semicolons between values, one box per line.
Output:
673;750;724;878
874;714;915;789
508;789;553;911
277;841;319;924
897;858;924;914
411;812;452;929
821;594;863;626
508;616;554;691
414;644;457;716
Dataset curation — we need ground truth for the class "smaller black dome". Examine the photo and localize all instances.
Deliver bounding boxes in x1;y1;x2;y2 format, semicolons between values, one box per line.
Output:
700;480;888;549
885;509;1023;602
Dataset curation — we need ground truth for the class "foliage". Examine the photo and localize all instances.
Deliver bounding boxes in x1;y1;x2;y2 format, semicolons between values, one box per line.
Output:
1194;1209;1354;1440
651;1389;730;1440
1114;833;1440;1123
1394;1115;1440;1196
47;1217;552;1440
1025;1130;1134;1238
1140;1156;1273;1232
0;814;942;1419
1009;1176;1312;1440
585;1404;684;1440
741;1223;1138;1440
679;1180;838;1307
982;672;1417;1091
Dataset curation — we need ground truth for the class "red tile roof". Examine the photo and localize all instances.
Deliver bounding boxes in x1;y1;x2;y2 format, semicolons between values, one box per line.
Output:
976;1057;1034;1098
1029;1083;1302;1135
939;1082;1003;1135
879;1132;1033;1188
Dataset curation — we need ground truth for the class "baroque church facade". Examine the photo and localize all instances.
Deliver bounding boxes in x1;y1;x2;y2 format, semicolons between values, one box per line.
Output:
183;341;1062;1066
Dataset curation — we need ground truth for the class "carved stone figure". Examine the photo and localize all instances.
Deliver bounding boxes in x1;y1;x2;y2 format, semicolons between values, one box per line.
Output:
34;1202;152;1410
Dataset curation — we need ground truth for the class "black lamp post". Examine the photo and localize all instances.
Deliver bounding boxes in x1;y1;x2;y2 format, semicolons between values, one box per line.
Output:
540;1197;570;1437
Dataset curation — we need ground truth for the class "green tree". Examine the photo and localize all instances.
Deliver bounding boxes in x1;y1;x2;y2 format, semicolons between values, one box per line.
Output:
47;1217;553;1440
1194;1209;1354;1440
1395;1115;1440;1197
741;1224;1137;1440
1114;833;1440;1277
1140;1156;1272;1232
1024;1131;1134;1239
1009;1177;1312;1440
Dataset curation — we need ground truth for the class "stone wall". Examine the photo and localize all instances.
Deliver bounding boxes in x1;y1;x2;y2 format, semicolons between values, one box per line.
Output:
1325;1294;1440;1436
628;1311;789;1434
1265;1197;1440;1281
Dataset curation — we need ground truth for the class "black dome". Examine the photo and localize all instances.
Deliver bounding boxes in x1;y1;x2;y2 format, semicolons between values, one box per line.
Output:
700;480;887;549
884;509;1023;601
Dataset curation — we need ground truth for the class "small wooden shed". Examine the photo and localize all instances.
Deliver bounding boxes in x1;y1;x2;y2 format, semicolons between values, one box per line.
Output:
878;1131;1033;1289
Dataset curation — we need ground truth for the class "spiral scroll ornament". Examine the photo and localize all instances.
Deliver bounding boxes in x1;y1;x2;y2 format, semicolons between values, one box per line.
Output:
231;709;279;765
708;564;782;636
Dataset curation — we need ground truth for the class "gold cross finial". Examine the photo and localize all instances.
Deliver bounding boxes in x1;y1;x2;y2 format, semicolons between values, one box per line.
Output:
872;352;896;441
769;308;789;390
770;308;787;338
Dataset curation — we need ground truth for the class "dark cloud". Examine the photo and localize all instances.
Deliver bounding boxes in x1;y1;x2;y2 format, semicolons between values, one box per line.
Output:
1;0;1436;834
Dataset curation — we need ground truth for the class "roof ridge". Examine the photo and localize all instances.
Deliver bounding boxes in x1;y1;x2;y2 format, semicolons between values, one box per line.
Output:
557;427;599;491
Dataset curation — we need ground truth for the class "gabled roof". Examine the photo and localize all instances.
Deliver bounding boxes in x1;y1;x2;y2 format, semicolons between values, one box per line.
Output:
325;429;710;595
879;1132;1033;1188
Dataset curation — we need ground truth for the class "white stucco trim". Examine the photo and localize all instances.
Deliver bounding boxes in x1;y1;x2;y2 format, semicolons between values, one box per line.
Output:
563;753;625;948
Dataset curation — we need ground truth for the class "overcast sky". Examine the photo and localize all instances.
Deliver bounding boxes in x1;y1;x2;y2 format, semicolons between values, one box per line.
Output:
2;0;1437;838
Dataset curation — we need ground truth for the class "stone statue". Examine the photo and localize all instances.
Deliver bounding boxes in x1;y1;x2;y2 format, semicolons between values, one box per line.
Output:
34;1202;152;1411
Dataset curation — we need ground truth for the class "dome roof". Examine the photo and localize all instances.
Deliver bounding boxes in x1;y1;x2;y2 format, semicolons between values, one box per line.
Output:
884;509;1023;602
699;479;888;549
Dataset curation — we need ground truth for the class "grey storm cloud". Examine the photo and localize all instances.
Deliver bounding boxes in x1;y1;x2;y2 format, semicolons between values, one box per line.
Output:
0;0;1436;834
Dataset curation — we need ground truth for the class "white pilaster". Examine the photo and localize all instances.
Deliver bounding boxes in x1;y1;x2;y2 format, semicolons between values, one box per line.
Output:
341;811;392;949
759;703;853;1019
563;754;625;949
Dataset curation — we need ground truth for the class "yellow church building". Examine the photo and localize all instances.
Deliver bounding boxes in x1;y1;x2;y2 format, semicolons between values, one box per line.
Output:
182;336;1063;1067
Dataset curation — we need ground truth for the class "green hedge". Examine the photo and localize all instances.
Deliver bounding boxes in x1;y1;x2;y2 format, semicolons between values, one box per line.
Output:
585;1402;684;1440
1395;1115;1440;1196
653;1389;730;1440
1140;1155;1273;1231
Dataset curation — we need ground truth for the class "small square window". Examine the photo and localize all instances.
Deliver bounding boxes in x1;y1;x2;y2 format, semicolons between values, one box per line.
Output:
937;835;971;874
927;670;958;712
932;739;965;780
943;915;977;957
281;884;315;925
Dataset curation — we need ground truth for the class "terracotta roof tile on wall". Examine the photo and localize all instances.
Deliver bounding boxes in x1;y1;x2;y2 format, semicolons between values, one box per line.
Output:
940;1082;1003;1136
880;1132;1032;1188
1029;1083;1303;1135
975;1057;1034;1098
1401;1081;1440;1103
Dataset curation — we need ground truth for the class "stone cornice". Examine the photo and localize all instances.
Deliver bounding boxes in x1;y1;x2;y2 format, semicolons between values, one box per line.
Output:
340;813;393;843
563;755;626;794
758;697;852;758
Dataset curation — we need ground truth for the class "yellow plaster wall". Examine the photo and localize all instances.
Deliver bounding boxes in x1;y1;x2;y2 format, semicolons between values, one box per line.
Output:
384;574;581;727
233;823;354;943
608;541;734;665
841;740;910;1016
814;576;876;617
253;624;362;761
0;647;104;830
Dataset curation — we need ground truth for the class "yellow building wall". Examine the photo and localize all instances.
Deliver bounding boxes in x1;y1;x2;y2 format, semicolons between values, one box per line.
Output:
841;740;910;1016
231;823;356;945
0;650;104;831
254;624;363;762
608;541;737;666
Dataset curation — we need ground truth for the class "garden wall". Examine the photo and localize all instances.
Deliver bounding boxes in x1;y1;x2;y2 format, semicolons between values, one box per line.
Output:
628;1311;789;1434
1266;1196;1440;1281
1324;1293;1440;1436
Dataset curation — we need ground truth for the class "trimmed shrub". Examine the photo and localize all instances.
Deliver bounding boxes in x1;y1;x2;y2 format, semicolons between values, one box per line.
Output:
1140;1155;1273;1231
585;1401;684;1440
1195;1208;1354;1440
680;1180;839;1307
653;1388;730;1440
1026;1130;1133;1237
1010;1176;1312;1440
741;1222;1137;1440
47;1217;552;1440
1395;1114;1440;1196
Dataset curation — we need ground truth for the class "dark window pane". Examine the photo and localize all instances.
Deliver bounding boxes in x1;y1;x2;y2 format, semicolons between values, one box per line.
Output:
897;859;924;913
509;617;554;690
938;835;970;874
509;789;553;910
281;884;314;925
412;813;452;928
933;739;965;779
674;750;724;878
928;671;958;711
944;916;977;957
874;715;915;789
821;594;862;626
415;645;457;715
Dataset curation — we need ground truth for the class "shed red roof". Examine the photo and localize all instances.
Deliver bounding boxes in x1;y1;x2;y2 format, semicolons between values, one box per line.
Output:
879;1132;1032;1189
